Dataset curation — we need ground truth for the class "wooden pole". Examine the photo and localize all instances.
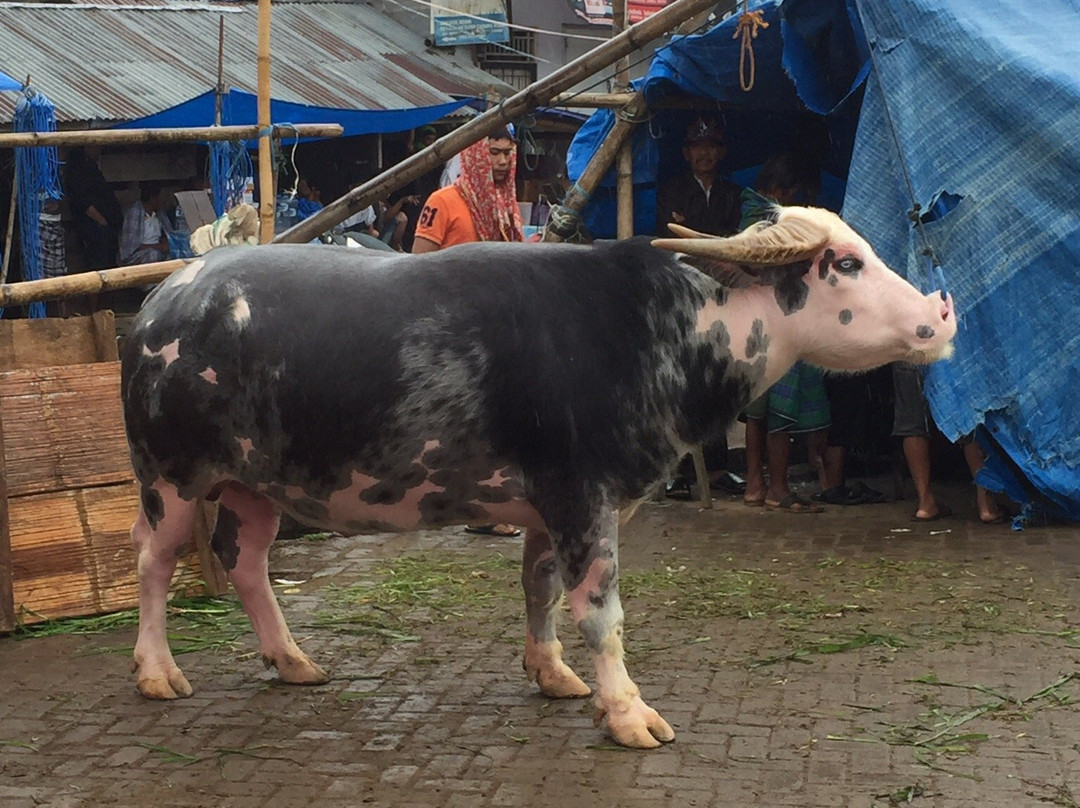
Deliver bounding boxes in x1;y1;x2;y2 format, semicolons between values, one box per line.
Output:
275;0;719;244
0;124;342;149
550;91;722;109
613;0;635;241
256;0;274;244
0;259;187;309
1;175;15;286
214;15;226;127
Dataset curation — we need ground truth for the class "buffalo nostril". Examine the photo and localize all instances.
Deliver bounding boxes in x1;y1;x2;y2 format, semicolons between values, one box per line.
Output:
916;325;935;339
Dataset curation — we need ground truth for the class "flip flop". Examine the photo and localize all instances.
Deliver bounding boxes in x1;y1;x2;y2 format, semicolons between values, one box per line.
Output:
710;472;747;495
812;485;862;506
464;524;522;537
764;493;824;514
743;497;766;507
849;480;888;504
911;504;953;522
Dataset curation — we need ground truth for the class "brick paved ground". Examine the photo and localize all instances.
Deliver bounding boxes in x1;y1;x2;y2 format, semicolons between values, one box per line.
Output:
2;480;1079;808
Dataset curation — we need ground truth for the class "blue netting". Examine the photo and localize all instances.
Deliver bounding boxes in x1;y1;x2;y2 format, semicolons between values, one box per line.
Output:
209;140;253;217
13;87;62;319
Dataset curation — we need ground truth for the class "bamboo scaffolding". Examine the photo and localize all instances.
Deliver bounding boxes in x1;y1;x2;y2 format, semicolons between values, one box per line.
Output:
275;0;719;244
0;124;343;149
550;91;721;109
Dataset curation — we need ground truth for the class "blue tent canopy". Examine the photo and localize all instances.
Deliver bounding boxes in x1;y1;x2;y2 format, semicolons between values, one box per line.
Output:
567;0;1080;519
113;88;475;140
0;70;21;92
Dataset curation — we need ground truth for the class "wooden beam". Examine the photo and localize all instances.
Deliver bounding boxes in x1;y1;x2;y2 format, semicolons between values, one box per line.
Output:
275;0;720;244
0;124;342;149
0;259;187;309
550;91;728;109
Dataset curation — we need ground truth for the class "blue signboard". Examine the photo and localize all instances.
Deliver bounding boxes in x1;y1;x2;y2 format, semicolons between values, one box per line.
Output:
434;12;509;46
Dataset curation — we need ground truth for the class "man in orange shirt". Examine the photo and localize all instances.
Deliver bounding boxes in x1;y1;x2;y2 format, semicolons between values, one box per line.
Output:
413;129;524;538
412;128;522;252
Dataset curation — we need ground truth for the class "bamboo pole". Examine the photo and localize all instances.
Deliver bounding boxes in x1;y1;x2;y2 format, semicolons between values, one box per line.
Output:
550;91;722;109
0;124;342;149
542;92;648;243
613;0;635;241
256;0;274;244
275;0;719;244
0;259;187;309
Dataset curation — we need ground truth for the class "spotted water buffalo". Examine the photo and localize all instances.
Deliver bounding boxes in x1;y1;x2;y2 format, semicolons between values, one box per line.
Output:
122;206;955;748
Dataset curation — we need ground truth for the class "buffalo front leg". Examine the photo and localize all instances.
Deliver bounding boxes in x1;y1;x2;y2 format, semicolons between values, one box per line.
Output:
521;527;591;699
132;482;198;699
559;508;674;748
214;484;328;686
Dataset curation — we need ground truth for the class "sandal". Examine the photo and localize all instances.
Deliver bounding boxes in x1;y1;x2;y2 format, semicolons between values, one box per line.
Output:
464;524;522;537
849;480;888;504
665;478;693;501
812;485;862;506
764;493;825;514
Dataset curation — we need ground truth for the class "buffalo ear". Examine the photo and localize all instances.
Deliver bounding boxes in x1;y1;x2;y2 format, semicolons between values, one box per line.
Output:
679;255;761;287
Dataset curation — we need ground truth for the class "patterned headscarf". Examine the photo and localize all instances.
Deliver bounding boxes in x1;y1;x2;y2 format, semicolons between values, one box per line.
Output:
454;137;523;243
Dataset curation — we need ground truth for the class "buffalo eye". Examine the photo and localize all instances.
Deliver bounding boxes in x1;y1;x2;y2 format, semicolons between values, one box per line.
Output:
835;255;863;275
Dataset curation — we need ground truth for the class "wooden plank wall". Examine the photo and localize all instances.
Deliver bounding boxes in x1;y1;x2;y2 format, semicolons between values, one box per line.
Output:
0;314;222;632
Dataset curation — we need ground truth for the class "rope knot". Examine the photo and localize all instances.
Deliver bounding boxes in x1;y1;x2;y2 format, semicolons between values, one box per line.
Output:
733;10;770;92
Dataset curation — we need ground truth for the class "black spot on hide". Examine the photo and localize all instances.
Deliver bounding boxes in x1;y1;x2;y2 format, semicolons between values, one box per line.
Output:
744;319;770;358
817;249;835;280
762;260;812;315
916;325;935;339
211;505;241;570
140;486;165;529
827;274;839;287
839;309;853;325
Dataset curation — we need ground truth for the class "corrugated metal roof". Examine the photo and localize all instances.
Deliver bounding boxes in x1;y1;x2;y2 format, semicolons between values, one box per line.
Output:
0;1;508;125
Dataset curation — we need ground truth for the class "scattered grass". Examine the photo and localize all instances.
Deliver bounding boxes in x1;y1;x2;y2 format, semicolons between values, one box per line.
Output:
829;671;1080;779
312;552;520;643
136;741;299;768
0;739;39;752
12;596;249;657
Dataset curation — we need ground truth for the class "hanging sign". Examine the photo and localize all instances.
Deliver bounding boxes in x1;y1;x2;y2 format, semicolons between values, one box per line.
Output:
566;0;673;25
432;0;510;46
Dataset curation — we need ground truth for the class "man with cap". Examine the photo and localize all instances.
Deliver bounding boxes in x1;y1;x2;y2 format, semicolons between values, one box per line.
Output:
656;117;743;238
657;118;747;500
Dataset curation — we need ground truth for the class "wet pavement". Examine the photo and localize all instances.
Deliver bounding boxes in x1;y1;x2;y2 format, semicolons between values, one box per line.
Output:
2;479;1079;808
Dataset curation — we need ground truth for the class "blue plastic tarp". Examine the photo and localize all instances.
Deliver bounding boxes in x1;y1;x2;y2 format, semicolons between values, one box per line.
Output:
112;89;474;141
0;70;21;92
567;0;1080;518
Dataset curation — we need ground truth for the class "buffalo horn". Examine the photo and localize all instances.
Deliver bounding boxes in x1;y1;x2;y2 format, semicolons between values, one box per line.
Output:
652;209;830;266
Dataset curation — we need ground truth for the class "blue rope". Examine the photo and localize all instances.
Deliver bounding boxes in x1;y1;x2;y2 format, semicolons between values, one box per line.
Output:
209;140;253;217
13;86;62;319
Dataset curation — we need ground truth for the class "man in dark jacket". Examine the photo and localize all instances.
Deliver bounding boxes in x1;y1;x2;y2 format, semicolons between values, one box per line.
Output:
657;118;746;499
656;118;743;238
64;147;122;269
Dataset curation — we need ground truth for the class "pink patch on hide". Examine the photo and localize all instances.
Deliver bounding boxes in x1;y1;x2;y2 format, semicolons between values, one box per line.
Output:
199;367;218;384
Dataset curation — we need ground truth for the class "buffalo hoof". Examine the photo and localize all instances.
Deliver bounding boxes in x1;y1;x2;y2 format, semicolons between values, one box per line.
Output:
265;651;330;685
532;661;592;699
137;667;194;700
594;694;675;749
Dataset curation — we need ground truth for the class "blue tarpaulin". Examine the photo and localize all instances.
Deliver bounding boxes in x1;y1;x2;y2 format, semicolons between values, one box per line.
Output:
0;70;20;92
567;0;1080;518
113;88;474;140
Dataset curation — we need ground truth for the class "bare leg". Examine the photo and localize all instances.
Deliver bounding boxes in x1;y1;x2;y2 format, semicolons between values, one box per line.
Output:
963;441;1003;523
559;508;673;748
132;482;198;699
805;428;829;490
764;431;793;503
214;484;328;685
743;417;767;504
903;435;941;519
823;444;845;491
521;528;590;698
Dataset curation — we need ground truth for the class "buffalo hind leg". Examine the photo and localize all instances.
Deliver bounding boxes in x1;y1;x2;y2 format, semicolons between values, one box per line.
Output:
132;481;198;699
560;508;675;748
521;527;591;698
214;483;329;686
